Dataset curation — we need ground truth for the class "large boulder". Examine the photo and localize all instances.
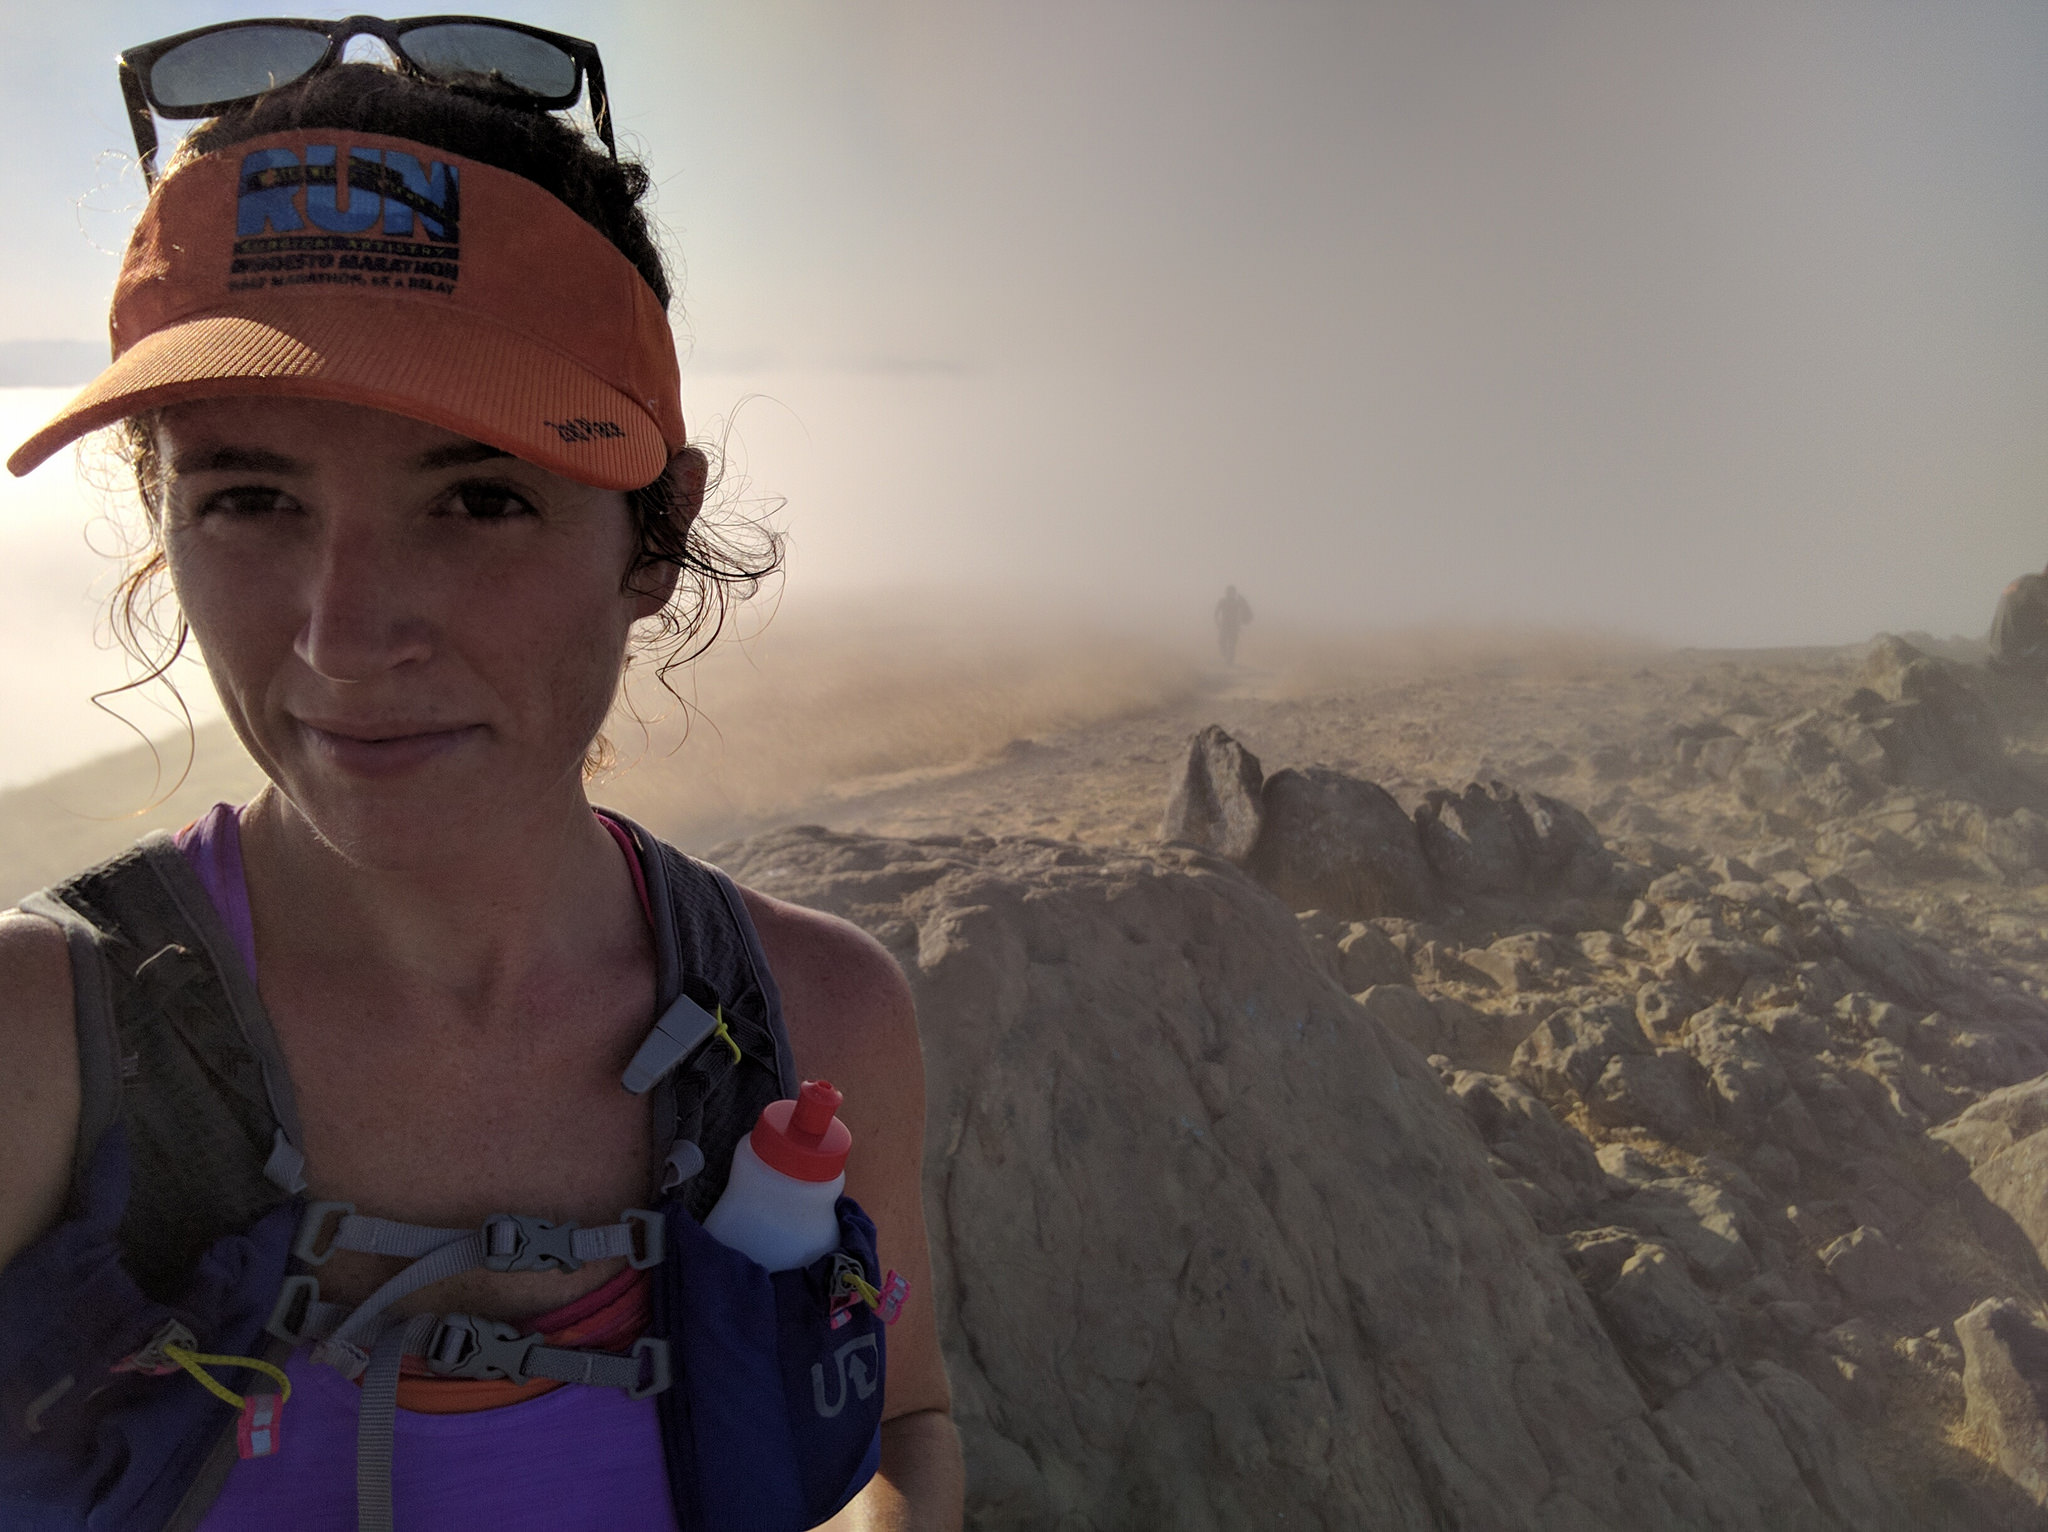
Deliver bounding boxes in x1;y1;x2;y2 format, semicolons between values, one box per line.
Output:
1957;1298;2048;1507
1856;634;2008;793
1160;725;1265;862
1416;781;1532;896
718;825;1873;1529
1416;781;1614;901
1246;766;1440;919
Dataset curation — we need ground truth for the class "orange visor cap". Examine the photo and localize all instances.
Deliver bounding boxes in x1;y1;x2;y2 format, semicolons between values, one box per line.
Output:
9;130;686;490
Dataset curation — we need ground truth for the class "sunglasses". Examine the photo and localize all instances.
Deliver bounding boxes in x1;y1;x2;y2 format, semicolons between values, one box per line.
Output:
119;14;613;185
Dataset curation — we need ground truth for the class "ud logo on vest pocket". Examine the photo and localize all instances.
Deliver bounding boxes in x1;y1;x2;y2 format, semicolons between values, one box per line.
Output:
811;1333;879;1418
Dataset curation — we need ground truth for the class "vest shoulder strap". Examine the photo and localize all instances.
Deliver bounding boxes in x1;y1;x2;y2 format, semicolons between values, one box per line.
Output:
24;834;297;1303
612;812;797;1221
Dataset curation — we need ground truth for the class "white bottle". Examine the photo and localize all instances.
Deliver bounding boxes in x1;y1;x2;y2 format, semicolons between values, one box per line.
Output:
702;1079;851;1271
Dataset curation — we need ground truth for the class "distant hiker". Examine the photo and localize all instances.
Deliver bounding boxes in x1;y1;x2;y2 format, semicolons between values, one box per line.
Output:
1215;585;1254;666
1990;563;2048;678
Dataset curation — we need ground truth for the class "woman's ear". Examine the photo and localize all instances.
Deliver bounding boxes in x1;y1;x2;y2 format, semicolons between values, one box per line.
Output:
667;445;709;530
624;447;706;616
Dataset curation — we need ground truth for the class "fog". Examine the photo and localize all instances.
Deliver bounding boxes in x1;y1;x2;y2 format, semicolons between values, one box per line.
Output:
4;1;2048;787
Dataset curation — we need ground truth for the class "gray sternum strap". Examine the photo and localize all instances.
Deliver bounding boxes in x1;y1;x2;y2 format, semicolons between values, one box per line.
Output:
619;990;722;1094
353;1311;671;1530
281;1200;666;1375
276;1190;677;1532
295;1201;664;1272
276;1290;667;1395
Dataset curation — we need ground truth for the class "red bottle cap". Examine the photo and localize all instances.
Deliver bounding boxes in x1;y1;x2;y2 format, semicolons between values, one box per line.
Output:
750;1079;852;1182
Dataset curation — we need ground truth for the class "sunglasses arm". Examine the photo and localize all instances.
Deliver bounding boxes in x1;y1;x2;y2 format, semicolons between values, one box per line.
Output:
584;53;617;159
119;59;161;187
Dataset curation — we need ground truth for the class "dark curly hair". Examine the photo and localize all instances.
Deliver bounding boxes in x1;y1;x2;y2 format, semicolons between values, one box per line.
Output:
105;63;780;771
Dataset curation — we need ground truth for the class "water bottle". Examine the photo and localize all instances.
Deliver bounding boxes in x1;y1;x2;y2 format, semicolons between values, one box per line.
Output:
702;1079;851;1271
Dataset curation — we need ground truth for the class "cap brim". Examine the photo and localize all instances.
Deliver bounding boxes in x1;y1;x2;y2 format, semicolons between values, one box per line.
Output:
7;296;672;491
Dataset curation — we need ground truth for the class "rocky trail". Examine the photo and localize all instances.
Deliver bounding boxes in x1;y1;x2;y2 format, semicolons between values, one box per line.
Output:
701;634;2048;1528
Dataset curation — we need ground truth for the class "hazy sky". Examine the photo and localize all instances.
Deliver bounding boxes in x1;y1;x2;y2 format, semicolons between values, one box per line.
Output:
3;0;2047;777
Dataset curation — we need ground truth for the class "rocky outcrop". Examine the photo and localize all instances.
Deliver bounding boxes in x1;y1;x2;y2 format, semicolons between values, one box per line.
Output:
1141;719;2048;1520
1958;1299;2048;1507
1416;780;1613;902
1160;724;1265;861
1657;635;2048;889
721;825;1910;1529
1161;722;1623;923
1246;766;1439;919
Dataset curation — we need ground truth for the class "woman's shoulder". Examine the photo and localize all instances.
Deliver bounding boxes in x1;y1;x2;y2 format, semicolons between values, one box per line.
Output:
735;886;918;1069
0;908;81;1270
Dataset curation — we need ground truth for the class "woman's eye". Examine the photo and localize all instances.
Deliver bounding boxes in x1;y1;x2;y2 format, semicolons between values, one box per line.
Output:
444;483;538;522
191;486;299;519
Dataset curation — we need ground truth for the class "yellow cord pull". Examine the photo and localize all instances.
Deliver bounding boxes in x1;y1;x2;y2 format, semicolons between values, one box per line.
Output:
835;1265;883;1308
711;1005;742;1065
117;1321;291;1411
160;1343;293;1411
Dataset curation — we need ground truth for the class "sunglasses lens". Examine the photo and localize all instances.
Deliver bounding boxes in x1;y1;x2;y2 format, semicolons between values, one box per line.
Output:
401;25;580;101
147;26;330;111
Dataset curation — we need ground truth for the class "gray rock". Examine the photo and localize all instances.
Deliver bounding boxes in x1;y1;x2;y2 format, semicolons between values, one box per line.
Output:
1512;1002;1650;1101
1628;1177;1758;1290
1588;1049;1710;1143
1426;994;1537;1074
1579;930;1638;968
1637;981;1698;1039
1466;937;1544;992
1675;936;1786;1001
1416;780;1535;896
1160;724;1265;862
1523;792;1614;894
1353;983;1443;1057
1965;1129;2048;1280
1335;922;1410;990
1696;735;1748;781
1413;781;1611;901
1653;1364;1828;1529
1686;1015;1792;1138
1597;1143;1667;1186
1248;766;1440;919
1743;1360;1893;1529
1817;1226;1919;1310
1447;1070;1608;1223
1935;1074;2048;1170
1648;868;1712;903
1983;809;2048;879
724;824;1834;1528
1957;1298;2048;1506
1597;1241;1726;1394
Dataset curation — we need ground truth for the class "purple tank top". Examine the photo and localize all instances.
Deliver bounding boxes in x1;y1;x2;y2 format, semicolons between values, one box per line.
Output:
176;804;680;1531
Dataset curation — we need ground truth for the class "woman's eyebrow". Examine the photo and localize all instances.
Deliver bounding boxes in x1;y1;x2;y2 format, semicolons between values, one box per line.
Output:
169;445;302;475
415;440;514;471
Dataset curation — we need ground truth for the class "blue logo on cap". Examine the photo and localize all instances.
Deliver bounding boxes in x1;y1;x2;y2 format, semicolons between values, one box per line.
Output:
229;143;461;295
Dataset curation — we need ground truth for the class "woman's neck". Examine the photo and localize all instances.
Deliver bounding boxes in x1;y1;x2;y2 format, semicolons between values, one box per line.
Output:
236;784;642;1013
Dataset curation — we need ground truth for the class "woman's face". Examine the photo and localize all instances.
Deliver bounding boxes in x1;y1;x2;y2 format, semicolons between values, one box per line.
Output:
156;396;666;860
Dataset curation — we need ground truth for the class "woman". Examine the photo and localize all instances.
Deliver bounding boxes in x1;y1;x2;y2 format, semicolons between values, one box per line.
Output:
0;17;960;1532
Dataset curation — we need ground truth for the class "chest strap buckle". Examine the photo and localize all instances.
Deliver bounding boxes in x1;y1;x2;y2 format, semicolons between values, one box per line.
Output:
426;1314;541;1383
481;1214;582;1273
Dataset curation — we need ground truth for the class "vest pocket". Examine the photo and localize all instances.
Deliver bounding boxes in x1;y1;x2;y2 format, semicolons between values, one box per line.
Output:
654;1196;887;1532
0;1125;296;1530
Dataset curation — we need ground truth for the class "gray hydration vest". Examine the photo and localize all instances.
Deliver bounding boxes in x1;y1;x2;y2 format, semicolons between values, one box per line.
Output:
11;811;805;1528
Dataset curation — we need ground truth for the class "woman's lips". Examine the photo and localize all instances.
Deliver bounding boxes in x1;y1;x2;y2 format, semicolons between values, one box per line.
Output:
296;720;483;777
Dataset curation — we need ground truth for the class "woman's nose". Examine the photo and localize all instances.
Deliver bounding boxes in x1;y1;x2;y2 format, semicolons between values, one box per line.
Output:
292;527;433;682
